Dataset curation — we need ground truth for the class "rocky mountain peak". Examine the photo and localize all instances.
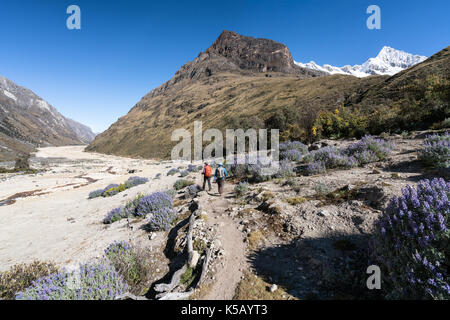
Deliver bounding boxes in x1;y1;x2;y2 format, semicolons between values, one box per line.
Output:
147;31;324;98
205;30;306;75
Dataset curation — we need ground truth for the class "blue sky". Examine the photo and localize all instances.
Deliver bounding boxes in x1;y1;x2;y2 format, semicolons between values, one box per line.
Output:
0;0;448;133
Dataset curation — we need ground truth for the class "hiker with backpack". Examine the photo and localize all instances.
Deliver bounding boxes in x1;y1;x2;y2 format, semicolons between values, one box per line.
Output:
202;162;212;191
214;163;228;196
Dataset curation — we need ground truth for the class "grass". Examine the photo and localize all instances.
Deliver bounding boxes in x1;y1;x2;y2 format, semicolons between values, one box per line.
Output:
247;230;265;250
180;266;196;288
261;191;275;201
234;270;297;300
285;196;307;205
0;167;39;174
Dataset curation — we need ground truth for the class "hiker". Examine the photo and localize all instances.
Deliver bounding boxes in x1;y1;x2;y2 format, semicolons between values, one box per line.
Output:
202;162;212;191
214;163;227;196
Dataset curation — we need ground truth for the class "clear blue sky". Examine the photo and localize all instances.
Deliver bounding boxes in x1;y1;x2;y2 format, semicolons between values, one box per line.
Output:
0;0;448;133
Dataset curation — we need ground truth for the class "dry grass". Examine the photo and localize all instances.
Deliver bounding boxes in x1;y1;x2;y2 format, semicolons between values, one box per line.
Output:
284;196;307;205
247;230;265;250
234;270;297;300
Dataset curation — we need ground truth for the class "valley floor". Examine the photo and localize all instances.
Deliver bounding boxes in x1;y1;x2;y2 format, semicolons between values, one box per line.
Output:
0;132;446;299
0;146;183;272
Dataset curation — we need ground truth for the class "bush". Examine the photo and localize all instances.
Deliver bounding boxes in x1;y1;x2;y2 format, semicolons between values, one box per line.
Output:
103;206;127;224
307;146;358;169
167;168;180;176
124;176;148;189
164;189;177;198
104;241;153;294
0;261;59;300
234;182;249;198
187;164;201;172
88;189;104;199
136;192;174;217
305;161;327;175
173;179;194;191
15;261;128;300
315;104;369;139
280;141;309;161
230;156;294;183
90;177;149;200
146;207;177;231
345;135;393;164
184;184;202;198
419;132;449;168
179;170;189;177
372;178;449;299
103;183;126;197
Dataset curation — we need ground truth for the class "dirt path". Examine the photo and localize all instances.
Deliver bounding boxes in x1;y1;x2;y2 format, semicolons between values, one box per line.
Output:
197;182;248;300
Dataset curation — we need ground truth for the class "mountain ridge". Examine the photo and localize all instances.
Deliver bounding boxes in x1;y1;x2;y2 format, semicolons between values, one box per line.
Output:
0;75;96;161
295;46;427;77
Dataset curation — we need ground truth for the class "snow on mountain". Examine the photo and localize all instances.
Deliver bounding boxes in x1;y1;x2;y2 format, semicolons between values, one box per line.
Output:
295;46;427;78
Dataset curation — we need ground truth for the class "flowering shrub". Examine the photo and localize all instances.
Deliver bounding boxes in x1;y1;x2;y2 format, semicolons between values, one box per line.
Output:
136;192;174;217
173;179;194;190
307;146;358;169
234;182;249;198
280;141;309;161
16;262;128;300
167;168;180;176
273;160;295;179
187;164;201;172
280;149;304;162
88;189;104;199
419;132;449;168
146;207;177;231
305;161;327;175
280;140;309;154
345;135;393;163
104;241;154;295
230;155;293;183
103;206;127;224
105;242;139;286
0;261;59;300
89;177;148;199
124;176;148;189
372;178;449;299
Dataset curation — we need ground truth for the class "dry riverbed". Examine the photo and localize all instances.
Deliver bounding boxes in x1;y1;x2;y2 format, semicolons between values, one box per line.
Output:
0;146;190;271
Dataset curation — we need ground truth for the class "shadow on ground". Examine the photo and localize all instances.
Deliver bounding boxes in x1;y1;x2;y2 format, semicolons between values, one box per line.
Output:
248;233;384;300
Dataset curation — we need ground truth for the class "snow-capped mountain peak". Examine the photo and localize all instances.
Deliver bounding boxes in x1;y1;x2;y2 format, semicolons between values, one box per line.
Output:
295;46;427;77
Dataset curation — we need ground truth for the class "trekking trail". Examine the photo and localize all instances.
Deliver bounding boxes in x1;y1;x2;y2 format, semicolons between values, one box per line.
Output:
197;181;248;300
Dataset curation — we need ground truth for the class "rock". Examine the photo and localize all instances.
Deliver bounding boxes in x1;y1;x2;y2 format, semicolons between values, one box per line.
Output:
372;169;381;174
270;284;278;292
149;232;156;240
318;209;330;217
189;250;200;268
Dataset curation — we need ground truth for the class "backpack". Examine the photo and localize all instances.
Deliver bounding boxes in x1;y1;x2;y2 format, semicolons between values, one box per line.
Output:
217;167;224;179
204;165;212;177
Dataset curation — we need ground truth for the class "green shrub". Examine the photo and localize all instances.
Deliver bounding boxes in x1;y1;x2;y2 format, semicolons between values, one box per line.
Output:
234;182;249;198
104;241;154;295
173;179;194;190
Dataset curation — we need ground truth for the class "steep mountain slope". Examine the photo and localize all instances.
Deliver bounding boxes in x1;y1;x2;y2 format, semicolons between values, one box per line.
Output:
295;46;427;77
0;75;96;161
87;30;448;160
86;31;383;159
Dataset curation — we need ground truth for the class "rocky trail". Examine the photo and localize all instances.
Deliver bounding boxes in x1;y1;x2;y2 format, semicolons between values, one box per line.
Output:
196;184;248;300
